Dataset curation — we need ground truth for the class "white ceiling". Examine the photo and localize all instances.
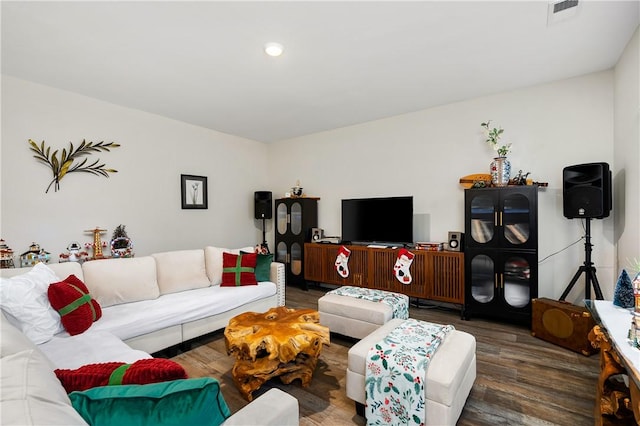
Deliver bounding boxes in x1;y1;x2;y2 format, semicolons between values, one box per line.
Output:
2;1;638;143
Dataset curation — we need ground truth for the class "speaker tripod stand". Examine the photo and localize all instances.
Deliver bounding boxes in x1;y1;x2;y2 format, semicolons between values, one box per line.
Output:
260;218;270;254
559;218;604;301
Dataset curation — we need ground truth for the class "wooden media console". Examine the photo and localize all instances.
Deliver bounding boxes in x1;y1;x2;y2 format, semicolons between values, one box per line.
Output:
304;243;464;311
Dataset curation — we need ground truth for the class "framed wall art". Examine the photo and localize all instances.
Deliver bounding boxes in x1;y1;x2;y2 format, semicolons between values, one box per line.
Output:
181;174;208;209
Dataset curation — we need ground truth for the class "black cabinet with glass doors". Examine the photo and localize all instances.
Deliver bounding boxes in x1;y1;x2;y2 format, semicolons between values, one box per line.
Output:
275;198;318;289
463;186;538;324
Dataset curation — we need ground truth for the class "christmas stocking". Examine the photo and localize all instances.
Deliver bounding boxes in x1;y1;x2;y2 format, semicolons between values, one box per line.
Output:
334;246;351;278
394;248;415;284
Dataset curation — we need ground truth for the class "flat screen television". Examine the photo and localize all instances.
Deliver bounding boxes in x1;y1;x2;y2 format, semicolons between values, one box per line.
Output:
341;196;413;244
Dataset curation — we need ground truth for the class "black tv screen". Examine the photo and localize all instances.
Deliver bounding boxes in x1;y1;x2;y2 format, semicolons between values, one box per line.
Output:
341;196;413;244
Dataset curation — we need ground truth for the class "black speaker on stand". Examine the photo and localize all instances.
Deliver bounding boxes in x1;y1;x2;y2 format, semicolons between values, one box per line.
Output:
254;191;272;253
559;162;611;301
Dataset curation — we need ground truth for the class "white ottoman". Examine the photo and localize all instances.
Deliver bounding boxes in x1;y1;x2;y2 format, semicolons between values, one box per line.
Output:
346;318;476;426
318;288;407;339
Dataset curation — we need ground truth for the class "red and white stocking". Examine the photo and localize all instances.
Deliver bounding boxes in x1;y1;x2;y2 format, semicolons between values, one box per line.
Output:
393;248;415;284
334;246;351;278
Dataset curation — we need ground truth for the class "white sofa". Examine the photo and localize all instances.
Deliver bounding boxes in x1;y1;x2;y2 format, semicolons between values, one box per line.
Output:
0;246;299;425
1;246;286;354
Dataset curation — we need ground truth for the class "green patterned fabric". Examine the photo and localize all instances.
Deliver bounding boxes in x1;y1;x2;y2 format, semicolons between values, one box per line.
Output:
69;378;231;426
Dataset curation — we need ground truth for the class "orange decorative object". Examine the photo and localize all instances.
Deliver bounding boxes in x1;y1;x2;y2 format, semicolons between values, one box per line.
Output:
85;227;107;259
224;307;330;401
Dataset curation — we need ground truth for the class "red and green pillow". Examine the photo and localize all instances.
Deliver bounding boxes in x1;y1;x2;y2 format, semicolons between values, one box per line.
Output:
221;252;257;286
55;358;188;393
47;274;102;335
241;251;273;282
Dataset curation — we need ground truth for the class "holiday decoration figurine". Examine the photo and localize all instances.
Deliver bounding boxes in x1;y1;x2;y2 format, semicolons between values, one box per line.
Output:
613;269;634;309
0;239;15;268
394;248;415;284
110;224;134;258
19;242;51;267
335;245;351;278
85;227;108;259
59;241;89;263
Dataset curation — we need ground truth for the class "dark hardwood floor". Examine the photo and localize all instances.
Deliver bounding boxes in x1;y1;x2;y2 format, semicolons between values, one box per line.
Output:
169;285;601;425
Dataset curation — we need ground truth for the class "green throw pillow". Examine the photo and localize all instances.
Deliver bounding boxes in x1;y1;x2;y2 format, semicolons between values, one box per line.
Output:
69;378;231;426
241;252;273;282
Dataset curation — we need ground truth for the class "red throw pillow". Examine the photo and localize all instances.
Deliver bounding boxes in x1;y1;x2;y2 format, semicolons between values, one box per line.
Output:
55;358;188;393
48;274;102;335
221;252;257;287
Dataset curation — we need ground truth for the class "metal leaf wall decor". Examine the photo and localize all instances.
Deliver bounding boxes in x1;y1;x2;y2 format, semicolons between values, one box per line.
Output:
28;139;121;193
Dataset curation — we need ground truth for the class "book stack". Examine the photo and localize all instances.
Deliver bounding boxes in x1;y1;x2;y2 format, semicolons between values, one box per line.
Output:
414;242;444;251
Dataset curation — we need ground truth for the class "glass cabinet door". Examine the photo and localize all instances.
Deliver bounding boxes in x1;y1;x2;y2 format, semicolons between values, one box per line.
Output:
276;241;287;264
470;195;495;244
290;202;302;235
503;255;531;308
276;203;288;235
470;254;494;303
503;193;531;246
291;242;302;275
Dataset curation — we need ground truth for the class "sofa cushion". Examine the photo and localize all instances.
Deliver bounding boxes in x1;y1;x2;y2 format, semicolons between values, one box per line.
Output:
55;358;187;393
204;246;255;285
152;250;210;295
0;262;64;344
81;257;159;307
89;282;277;341
48;275;102;335
69;378;231;426
221;252;257;287
39;329;152;370
1;318;88;425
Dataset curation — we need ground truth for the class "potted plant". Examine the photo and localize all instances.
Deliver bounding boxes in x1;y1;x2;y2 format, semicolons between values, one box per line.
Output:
481;121;512;186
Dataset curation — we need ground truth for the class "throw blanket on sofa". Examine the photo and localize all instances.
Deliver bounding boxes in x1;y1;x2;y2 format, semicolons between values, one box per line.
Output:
328;286;409;320
365;319;454;425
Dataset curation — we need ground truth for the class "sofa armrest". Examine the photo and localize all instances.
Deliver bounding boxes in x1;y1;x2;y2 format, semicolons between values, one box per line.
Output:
270;262;286;306
222;388;299;426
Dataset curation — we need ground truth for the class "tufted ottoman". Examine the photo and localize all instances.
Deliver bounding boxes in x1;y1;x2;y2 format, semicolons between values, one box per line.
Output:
318;287;408;340
346;318;476;425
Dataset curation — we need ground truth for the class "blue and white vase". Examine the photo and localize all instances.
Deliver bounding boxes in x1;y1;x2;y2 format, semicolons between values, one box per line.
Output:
490;156;511;187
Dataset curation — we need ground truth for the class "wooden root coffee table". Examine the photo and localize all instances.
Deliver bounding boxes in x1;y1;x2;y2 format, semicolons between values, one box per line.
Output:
224;306;330;401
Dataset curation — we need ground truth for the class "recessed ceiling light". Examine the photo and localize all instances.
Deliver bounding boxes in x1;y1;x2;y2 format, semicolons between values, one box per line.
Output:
264;42;284;57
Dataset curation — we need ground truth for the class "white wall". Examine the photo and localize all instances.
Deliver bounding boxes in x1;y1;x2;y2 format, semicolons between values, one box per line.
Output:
1;76;268;258
268;71;617;301
614;27;640;278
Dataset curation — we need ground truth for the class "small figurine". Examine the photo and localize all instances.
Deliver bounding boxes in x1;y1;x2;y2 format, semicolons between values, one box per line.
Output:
20;242;51;267
110;224;134;258
0;239;15;268
59;241;89;263
85;227;108;259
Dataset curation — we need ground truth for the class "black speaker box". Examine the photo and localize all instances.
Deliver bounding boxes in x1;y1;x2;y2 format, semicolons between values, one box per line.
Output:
254;191;273;219
562;162;611;219
446;231;464;252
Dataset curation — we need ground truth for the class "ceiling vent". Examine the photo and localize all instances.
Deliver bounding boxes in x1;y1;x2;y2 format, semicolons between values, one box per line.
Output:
547;0;581;26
